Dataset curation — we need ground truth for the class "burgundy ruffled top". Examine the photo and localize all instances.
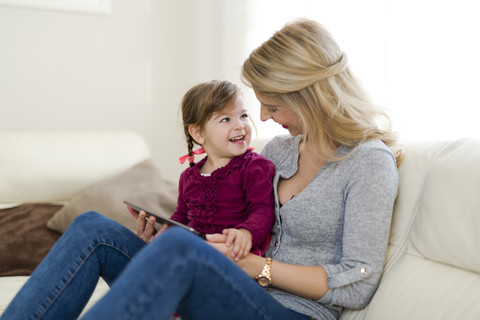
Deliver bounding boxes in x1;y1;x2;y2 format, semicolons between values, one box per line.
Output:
170;149;275;255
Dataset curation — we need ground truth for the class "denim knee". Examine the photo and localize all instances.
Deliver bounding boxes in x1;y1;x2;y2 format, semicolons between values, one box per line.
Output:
158;227;197;244
151;227;202;257
70;211;106;231
69;211;124;239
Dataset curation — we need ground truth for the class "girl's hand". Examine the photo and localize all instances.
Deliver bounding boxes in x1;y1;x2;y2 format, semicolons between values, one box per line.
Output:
223;228;252;261
206;229;252;260
126;205;167;243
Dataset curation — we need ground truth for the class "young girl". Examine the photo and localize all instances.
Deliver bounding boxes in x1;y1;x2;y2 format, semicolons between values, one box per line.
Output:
133;80;276;259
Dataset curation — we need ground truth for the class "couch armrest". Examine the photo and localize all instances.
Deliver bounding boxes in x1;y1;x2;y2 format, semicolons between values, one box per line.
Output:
0;131;151;204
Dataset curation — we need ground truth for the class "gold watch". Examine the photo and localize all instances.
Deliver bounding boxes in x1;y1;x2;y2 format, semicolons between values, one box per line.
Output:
256;257;273;287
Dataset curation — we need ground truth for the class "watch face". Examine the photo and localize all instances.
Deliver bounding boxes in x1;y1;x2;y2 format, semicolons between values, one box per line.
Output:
258;276;271;287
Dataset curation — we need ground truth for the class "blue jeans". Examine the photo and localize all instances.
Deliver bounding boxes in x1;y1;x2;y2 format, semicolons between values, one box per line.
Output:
1;211;312;320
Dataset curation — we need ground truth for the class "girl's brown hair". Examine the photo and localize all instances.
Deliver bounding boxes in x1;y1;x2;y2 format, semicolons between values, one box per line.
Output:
181;80;241;167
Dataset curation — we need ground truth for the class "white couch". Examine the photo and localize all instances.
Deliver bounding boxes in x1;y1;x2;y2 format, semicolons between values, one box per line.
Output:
340;139;480;320
1;132;479;319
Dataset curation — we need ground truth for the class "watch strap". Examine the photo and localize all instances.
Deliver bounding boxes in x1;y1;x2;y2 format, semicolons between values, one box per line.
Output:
256;257;273;287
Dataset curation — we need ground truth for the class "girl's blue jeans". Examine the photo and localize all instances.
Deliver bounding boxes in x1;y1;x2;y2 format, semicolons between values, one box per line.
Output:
1;211;312;320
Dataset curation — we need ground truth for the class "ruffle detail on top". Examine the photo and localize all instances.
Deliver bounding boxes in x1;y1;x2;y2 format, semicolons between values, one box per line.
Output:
187;149;254;234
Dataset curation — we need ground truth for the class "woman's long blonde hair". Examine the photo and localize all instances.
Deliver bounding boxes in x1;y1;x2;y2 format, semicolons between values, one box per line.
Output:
242;19;403;166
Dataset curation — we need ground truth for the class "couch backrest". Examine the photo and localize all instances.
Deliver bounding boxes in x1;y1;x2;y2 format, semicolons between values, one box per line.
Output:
341;139;480;320
0;131;150;206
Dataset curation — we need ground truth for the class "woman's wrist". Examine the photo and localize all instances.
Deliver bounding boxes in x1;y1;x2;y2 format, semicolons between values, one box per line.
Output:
236;253;266;278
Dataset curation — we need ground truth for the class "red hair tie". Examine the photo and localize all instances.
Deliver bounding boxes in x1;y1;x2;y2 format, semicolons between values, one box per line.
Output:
179;148;206;164
178;146;255;165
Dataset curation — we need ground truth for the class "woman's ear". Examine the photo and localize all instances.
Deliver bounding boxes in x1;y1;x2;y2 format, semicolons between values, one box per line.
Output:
188;125;205;145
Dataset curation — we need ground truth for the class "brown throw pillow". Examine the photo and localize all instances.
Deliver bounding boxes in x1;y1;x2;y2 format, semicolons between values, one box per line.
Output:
47;159;178;234
0;203;63;276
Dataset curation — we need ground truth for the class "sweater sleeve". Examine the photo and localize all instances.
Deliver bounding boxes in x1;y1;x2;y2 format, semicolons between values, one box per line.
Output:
235;155;276;252
318;147;398;309
169;170;190;225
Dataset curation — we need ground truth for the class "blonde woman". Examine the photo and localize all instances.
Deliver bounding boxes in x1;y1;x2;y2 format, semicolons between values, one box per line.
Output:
2;19;400;320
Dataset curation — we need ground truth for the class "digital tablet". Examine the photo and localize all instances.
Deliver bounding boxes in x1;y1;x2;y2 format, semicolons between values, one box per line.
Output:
123;200;205;239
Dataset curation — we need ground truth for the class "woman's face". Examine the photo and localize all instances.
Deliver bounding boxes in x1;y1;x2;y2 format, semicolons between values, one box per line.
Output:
254;90;304;136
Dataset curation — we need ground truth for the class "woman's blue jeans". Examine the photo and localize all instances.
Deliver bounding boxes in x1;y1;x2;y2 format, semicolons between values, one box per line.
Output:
1;211;311;320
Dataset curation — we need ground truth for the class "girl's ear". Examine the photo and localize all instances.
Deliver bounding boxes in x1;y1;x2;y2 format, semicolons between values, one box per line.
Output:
188;125;205;145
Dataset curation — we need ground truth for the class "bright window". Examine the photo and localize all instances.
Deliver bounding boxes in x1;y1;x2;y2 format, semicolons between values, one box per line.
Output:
244;0;480;141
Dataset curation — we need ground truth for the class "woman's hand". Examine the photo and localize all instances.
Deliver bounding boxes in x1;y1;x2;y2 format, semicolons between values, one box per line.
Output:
205;233;230;256
206;233;264;277
126;205;168;243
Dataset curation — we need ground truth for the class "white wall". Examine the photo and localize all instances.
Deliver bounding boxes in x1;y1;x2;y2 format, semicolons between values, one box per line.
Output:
243;0;480;141
0;0;248;183
5;0;477;184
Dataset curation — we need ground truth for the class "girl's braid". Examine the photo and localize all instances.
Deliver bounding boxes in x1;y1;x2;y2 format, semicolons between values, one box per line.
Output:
186;134;196;167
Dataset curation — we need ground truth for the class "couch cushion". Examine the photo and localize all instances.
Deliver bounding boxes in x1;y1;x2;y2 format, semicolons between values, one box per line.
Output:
408;139;480;273
47;159;178;234
340;139;480;320
344;254;480;319
0;203;62;276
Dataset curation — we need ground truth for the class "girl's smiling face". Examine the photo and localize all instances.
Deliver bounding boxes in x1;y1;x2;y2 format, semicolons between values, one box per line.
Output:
254;90;304;136
190;94;252;167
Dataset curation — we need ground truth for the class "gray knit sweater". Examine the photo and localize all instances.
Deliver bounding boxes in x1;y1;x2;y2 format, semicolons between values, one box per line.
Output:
261;135;398;320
